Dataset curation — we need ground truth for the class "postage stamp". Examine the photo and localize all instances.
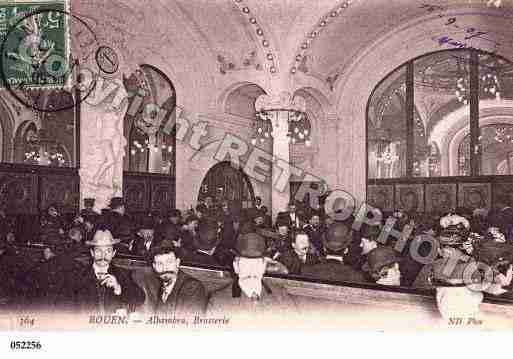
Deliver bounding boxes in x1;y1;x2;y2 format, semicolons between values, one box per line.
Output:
0;1;69;89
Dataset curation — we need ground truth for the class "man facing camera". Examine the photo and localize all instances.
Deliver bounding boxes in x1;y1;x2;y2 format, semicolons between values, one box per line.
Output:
56;229;145;314
132;240;208;316
276;232;320;275
207;232;299;325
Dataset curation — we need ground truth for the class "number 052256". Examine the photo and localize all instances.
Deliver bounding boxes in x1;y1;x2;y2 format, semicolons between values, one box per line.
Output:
10;341;42;350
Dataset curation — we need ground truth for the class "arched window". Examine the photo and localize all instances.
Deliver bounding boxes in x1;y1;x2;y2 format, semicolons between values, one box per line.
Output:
459;124;513;175
367;50;513;214
368;49;513;180
123;65;176;175
9;91;77;168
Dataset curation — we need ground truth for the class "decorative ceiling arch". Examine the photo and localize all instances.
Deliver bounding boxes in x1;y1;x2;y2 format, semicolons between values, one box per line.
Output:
232;0;278;75
290;0;355;77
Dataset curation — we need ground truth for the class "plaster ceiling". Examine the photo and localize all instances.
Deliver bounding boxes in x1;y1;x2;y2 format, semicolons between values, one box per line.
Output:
71;0;513;93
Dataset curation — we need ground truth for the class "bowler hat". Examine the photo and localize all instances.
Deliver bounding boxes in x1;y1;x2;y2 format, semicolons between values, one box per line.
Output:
324;222;353;252
236;232;266;258
85;229;120;246
275;213;290;227
84;198;95;207
109;197;124;209
167;209;181;218
193;223;219;251
367;246;401;274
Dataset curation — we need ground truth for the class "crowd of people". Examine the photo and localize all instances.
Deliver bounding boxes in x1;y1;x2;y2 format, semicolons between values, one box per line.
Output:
1;194;513;317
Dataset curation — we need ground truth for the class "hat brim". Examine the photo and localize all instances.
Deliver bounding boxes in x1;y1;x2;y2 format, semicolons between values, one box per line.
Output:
236;250;265;258
85;238;121;246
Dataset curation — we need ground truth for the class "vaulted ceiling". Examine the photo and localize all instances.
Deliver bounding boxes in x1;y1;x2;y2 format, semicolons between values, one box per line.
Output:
72;0;513;111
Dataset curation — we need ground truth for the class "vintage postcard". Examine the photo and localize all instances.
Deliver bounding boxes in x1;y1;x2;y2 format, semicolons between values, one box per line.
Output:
1;0;513;354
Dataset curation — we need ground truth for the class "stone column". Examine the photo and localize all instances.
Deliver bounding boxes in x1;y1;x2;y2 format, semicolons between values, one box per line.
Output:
255;92;306;221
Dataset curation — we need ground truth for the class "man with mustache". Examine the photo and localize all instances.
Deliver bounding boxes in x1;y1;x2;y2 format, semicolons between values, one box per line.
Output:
133;240;208;315
207;232;298;324
57;229;145;314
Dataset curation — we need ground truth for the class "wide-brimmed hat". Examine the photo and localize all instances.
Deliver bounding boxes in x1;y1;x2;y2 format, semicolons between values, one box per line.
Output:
193;223;219;251
236;232;266;258
367;246;401;274
85;229;120;246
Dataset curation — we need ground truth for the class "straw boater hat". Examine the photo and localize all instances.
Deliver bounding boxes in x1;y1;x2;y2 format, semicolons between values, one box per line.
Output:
85;229;120;246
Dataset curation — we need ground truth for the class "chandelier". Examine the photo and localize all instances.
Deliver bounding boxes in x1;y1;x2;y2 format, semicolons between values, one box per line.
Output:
376;144;399;165
455;71;501;105
130;139;173;155
251;110;311;146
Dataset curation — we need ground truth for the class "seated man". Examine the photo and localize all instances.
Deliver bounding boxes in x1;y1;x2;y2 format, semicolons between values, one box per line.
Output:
56;229;145;314
181;215;200;249
303;212;325;253
207;232;299;323
302;222;368;283
39;203;65;246
259;206;272;228
132;215;156;257
132;240;208;315
276;232;320;275
265;216;291;259
367;246;402;286
475;237;513;297
183;222;233;267
276;202;302;229
412;214;475;289
253;211;268;230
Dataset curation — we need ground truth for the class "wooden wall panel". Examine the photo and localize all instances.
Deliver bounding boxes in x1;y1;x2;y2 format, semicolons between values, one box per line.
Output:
0;172;37;214
39;174;79;213
123;175;150;212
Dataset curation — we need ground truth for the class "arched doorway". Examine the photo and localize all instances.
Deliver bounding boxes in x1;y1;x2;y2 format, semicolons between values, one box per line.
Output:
198;161;255;216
